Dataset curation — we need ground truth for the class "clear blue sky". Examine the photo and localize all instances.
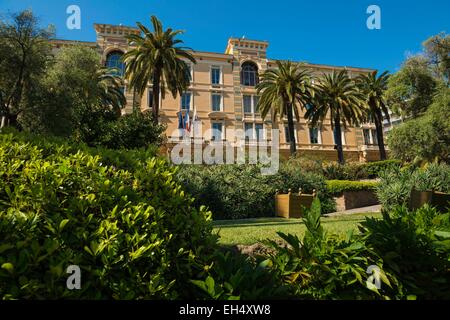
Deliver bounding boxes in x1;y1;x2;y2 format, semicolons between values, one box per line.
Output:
1;0;449;72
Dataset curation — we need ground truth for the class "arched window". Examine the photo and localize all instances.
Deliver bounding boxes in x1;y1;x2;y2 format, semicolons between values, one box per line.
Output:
240;61;258;86
105;51;125;76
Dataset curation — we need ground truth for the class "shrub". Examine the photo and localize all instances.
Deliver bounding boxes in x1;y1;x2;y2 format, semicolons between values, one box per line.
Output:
74;110;166;150
363;159;403;178
322;162;369;180
266;199;400;299
190;249;290;300
0;128;160;171
376;163;450;210
0;132;216;299
359;205;450;299
176;163;334;220
326;180;379;196
387;87;450;164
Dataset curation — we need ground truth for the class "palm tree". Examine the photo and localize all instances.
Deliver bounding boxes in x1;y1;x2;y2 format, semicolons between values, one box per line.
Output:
306;70;365;164
356;70;390;160
95;67;127;116
123;16;196;123
256;60;314;155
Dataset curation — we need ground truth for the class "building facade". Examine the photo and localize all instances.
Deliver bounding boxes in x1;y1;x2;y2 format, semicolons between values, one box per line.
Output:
53;23;383;162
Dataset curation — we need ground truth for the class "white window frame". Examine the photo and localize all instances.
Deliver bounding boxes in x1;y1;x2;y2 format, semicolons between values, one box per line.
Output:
211;92;223;112
244;122;255;141
186;63;194;83
255;123;265;140
244;122;265;142
284;125;297;144
210;65;222;85
308;126;322;144
211;121;224;141
333;128;346;145
363;128;378;145
243;94;259;114
181;91;193;110
147;89;153;109
371;129;378;145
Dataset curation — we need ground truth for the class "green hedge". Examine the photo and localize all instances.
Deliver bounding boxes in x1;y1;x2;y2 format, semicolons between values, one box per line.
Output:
0;132;216;299
176;164;336;220
326;180;379;195
286;155;402;180
363;159;403;178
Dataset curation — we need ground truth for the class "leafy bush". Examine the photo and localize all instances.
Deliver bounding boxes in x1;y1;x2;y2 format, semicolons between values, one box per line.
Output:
75;110;166;150
266;199;400;299
360;205;450;299
176;164;334;220
326;180;379;196
0;132;216;299
387;87;450;164
376;163;450;210
322;162;369;180
363;160;403;178
190;249;289;300
1;127;160;171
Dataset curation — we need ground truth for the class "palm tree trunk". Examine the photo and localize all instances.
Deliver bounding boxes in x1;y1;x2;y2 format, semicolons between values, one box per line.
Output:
374;110;387;160
152;67;162;123
334;112;345;164
286;102;297;156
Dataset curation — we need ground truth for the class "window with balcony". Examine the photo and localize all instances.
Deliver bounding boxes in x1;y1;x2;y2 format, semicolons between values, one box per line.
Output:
244;123;264;142
255;123;264;141
186;63;193;82
211;93;222;111
243;95;252;113
211;122;223;141
181;92;192;110
243;95;259;114
244;123;254;141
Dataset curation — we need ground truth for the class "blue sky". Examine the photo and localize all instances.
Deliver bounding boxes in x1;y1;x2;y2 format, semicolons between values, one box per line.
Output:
1;0;449;72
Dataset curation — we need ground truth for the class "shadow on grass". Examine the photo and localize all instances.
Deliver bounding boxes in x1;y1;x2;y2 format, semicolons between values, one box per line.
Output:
213;213;380;229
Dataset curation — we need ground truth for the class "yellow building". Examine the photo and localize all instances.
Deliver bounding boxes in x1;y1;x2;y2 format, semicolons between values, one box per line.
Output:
53;23;382;162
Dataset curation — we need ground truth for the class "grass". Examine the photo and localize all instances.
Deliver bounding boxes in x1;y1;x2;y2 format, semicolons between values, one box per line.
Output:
213;212;381;245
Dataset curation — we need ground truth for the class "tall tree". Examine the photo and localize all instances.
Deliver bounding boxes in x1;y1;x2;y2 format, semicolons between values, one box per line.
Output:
306;70;365;164
423;32;450;84
123;16;196;123
19;45;126;137
0;10;54;128
356;70;391;160
385;56;437;118
256;60;315;156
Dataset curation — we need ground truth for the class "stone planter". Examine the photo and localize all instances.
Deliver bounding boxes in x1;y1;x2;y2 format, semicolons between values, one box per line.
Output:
275;189;316;219
334;190;379;211
409;190;450;212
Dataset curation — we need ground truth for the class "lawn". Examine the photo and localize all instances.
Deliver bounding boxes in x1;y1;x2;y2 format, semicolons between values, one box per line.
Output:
213;212;381;245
